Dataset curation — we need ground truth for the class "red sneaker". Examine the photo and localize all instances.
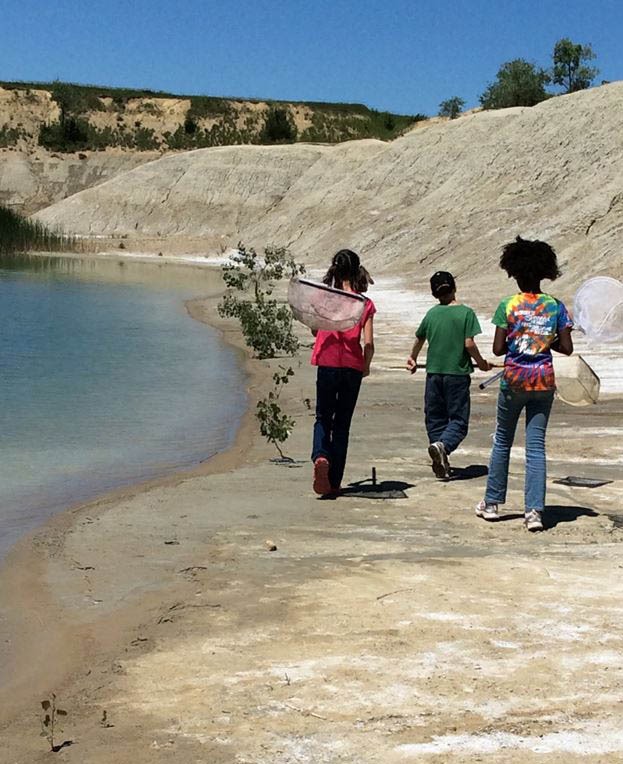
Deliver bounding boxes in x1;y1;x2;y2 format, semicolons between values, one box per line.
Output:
313;457;331;495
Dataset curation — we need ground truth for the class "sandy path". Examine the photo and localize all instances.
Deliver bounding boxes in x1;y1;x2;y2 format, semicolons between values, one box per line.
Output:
0;278;621;763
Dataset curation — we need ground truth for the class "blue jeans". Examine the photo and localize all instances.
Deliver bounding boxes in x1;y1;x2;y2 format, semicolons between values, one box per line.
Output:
312;366;363;489
424;374;471;454
485;389;555;511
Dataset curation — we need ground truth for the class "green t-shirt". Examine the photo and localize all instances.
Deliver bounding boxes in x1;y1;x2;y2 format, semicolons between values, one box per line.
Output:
416;304;482;375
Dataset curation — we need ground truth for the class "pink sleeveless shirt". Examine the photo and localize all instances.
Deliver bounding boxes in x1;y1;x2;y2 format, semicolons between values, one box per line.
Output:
310;298;376;372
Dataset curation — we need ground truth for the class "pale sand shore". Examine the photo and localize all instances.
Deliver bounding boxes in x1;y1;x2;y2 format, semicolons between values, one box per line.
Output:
0;268;622;763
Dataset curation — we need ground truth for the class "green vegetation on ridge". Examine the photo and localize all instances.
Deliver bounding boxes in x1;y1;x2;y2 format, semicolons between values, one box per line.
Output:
0;79;425;153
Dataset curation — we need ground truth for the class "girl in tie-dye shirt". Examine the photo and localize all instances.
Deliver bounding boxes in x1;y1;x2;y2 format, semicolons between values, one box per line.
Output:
493;292;572;392
476;237;573;532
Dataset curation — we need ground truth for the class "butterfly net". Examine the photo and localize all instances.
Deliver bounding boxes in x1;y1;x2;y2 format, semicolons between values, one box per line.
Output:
573;276;623;342
288;278;366;332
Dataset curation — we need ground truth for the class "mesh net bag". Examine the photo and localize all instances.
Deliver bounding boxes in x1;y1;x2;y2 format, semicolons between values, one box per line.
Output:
553;355;600;406
573;276;623;342
288;277;366;332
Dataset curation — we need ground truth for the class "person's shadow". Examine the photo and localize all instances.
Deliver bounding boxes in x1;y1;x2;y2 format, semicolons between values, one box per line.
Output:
542;505;600;529
495;505;599;526
449;464;488;481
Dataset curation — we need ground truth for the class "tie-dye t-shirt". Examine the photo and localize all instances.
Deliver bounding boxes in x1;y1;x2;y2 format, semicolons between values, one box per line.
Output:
493;293;573;391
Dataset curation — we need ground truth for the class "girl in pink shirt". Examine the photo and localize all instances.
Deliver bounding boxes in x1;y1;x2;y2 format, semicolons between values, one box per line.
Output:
311;250;376;496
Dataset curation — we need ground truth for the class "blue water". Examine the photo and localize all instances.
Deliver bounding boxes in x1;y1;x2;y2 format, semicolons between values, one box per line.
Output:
0;257;246;558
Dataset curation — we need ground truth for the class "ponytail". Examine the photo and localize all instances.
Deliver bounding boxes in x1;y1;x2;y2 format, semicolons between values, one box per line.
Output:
323;249;374;293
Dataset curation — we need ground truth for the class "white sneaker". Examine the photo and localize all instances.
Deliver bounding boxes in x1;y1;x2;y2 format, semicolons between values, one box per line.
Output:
475;499;499;521
525;510;544;532
428;442;450;479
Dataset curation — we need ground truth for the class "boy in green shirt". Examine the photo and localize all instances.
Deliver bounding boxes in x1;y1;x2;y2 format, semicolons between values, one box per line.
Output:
407;271;491;479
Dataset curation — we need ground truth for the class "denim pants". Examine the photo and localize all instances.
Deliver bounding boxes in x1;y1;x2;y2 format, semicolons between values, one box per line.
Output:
424;374;471;454
312;366;363;489
485;389;555;511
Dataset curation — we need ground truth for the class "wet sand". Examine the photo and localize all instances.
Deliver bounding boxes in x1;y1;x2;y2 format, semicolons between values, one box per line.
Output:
0;273;622;763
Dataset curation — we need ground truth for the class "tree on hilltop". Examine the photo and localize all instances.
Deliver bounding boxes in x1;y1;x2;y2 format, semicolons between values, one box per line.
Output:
552;37;599;93
260;107;298;144
438;96;465;119
480;59;550;109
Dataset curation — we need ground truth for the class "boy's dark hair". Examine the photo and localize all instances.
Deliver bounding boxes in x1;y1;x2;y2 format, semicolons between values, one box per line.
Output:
430;271;456;298
500;236;561;282
323;249;373;293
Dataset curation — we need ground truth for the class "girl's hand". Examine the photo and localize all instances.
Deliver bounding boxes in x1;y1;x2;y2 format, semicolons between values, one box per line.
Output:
362;367;370;378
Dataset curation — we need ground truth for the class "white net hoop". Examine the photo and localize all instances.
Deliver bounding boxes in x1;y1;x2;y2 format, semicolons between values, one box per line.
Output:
288;278;366;332
573;276;623;342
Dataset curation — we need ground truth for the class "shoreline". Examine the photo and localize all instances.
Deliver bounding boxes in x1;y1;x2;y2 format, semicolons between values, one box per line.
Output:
0;254;254;563
0;259;271;711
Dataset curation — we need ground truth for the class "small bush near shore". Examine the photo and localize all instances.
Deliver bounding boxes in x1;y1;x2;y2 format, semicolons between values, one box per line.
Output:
0;204;75;255
218;243;305;358
218;243;305;458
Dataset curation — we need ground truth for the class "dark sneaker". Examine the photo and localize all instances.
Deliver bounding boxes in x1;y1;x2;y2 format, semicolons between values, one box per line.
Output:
428;442;450;479
525;510;544;532
313;457;331;495
475;499;500;521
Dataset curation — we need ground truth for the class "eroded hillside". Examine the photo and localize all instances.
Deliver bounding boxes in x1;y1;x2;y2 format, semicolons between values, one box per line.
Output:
33;82;623;289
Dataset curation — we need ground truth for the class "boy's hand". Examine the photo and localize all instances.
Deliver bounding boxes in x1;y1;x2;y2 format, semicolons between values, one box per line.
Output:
478;359;493;372
362;367;370;378
406;356;418;374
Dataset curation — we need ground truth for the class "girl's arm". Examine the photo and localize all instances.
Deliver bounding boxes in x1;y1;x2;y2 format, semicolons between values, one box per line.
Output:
362;316;374;377
492;326;507;357
551;326;573;355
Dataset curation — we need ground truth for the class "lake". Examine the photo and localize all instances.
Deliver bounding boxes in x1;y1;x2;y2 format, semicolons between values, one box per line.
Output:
0;255;246;558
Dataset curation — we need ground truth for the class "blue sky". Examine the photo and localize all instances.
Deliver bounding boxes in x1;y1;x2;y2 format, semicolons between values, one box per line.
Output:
1;0;620;115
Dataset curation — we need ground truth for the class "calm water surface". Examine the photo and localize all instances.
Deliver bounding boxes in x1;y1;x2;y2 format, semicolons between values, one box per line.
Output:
0;256;246;558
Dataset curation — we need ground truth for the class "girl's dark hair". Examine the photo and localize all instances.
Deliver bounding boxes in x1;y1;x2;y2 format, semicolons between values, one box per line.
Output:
323;249;373;293
500;236;561;282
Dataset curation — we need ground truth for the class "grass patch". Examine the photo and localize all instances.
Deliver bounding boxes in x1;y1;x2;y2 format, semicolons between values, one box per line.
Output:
0;204;76;255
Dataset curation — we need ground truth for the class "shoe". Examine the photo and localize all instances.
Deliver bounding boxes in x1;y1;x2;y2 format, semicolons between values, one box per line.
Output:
428;442;450;479
313;457;331;495
475;499;499;521
525;510;544;532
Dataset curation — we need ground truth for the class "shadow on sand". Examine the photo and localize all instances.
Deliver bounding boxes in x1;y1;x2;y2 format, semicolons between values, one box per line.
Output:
493;504;599;528
321;478;415;500
542;504;599;529
449;464;488;481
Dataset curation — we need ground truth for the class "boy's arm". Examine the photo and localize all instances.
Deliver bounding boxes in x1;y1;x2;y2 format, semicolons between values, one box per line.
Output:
465;337;492;371
407;336;426;373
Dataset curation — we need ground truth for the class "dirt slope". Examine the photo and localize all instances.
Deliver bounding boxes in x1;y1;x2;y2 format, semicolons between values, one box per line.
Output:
34;83;623;285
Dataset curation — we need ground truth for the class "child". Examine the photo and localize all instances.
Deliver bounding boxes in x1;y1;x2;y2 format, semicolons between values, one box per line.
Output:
407;271;491;479
476;236;573;531
311;249;375;496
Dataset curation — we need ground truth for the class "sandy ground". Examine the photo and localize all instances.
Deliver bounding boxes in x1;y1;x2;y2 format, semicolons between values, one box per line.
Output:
0;274;622;763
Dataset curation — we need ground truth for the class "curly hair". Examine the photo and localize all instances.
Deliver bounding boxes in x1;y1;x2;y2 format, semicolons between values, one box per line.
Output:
500;236;561;283
323;249;373;293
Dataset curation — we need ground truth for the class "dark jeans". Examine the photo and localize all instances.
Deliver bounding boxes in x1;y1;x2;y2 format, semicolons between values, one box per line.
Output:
312;366;363;489
424;373;471;454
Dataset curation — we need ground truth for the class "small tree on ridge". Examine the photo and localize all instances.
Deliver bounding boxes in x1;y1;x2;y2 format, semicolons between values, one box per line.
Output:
439;96;465;119
552;37;599;93
480;59;550;109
